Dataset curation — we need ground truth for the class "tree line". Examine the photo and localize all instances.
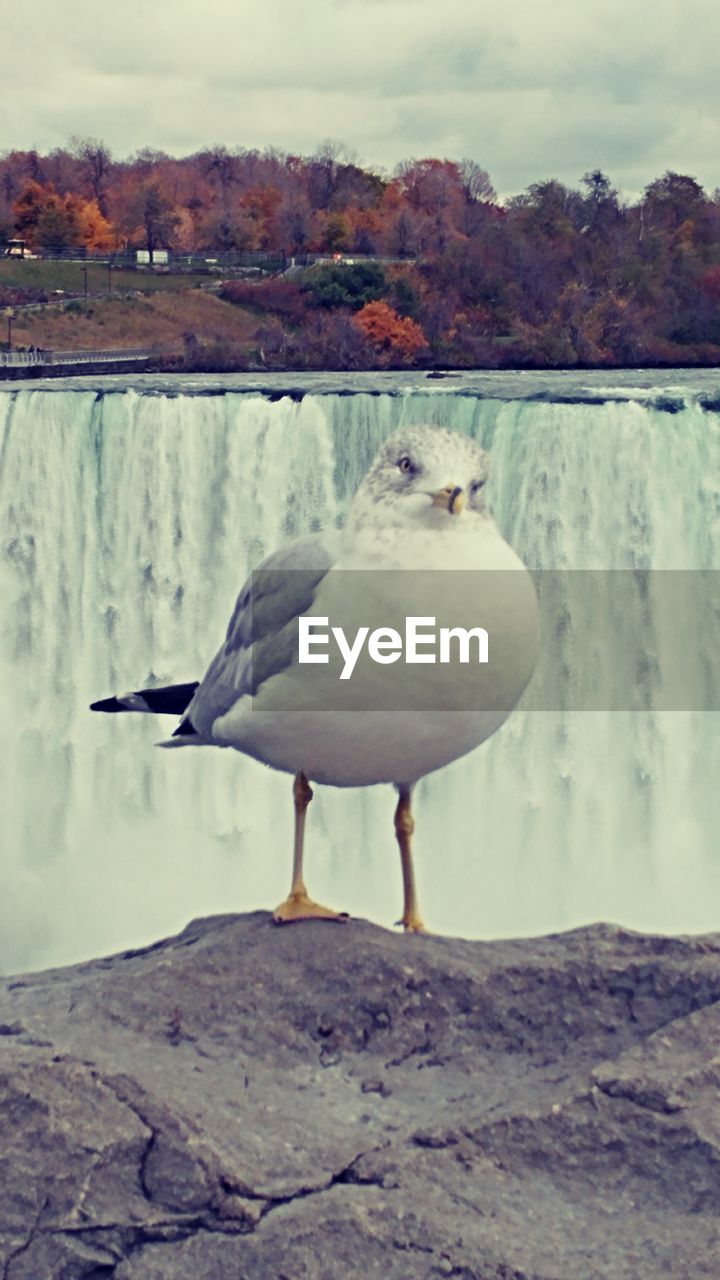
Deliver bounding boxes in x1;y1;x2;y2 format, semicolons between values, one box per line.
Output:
2;137;720;368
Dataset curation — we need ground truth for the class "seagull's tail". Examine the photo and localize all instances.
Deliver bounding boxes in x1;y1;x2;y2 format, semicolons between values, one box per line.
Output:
90;681;199;716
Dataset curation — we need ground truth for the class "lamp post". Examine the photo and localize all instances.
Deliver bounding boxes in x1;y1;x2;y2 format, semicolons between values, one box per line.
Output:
4;307;13;351
107;261;112;294
82;265;88;300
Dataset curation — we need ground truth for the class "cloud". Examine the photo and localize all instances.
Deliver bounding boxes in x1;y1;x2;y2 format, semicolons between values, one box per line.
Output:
1;0;718;197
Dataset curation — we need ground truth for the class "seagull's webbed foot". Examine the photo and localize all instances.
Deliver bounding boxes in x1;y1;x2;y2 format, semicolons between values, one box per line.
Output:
274;774;349;924
395;911;430;935
273;891;350;925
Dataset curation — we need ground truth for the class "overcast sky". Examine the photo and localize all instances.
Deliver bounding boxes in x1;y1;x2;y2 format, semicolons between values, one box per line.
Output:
2;0;718;198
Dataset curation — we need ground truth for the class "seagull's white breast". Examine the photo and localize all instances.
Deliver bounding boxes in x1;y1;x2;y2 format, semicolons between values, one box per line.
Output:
212;513;540;787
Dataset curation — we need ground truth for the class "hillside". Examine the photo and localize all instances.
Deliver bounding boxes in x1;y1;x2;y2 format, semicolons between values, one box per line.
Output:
9;287;257;362
3;143;720;369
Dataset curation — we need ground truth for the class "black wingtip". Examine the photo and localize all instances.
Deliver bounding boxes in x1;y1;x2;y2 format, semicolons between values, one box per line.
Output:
90;681;200;716
90;695;128;713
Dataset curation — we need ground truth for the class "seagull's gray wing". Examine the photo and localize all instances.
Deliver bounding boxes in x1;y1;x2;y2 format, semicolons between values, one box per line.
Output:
178;532;337;738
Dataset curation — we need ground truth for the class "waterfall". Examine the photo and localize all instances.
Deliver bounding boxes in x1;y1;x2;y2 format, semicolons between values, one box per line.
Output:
1;380;718;973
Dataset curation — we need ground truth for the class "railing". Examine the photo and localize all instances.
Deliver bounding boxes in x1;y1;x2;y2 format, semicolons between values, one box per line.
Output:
0;347;157;368
43;347;157;365
5;247;287;268
0;350;43;367
3;247;416;269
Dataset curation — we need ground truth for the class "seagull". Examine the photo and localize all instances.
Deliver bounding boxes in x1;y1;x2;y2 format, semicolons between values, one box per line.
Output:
91;424;539;933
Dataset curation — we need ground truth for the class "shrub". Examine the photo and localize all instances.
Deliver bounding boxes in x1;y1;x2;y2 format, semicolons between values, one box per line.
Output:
303;261;386;310
219;278;306;321
182;338;250;372
0;286;48;306
353;301;428;365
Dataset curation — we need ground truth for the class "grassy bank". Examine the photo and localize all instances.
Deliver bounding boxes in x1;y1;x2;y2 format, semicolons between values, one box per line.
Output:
0;259;209;295
10;289;257;356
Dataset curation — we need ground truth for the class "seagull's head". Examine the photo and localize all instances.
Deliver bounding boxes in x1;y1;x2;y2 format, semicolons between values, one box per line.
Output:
351;424;491;526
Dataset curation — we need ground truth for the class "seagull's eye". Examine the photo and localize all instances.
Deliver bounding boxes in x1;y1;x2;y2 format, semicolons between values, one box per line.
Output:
470;479;486;495
397;455;414;474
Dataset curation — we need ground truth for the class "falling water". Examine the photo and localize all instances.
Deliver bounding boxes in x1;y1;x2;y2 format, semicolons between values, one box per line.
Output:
1;377;718;972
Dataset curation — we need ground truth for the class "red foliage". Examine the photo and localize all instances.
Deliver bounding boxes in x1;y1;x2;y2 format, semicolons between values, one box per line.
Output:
701;266;720;305
220;279;306;321
353;301;428;363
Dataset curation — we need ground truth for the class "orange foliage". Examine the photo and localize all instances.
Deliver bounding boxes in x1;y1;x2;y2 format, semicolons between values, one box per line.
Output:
12;180;51;245
344;205;383;253
353;301;427;363
70;197;115;250
241;186;283;248
13;180;114;250
171;206;197;251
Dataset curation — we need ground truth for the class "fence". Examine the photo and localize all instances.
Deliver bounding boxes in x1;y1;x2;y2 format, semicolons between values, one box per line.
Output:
0;347;157;369
43;347;157;365
5;247;287;269
0;350;43;367
4;247;415;270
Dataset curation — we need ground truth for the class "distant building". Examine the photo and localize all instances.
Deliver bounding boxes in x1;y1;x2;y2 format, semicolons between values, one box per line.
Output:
136;249;169;266
3;239;29;259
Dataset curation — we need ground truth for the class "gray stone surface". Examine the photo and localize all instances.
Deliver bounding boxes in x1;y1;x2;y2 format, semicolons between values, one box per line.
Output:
1;912;720;1278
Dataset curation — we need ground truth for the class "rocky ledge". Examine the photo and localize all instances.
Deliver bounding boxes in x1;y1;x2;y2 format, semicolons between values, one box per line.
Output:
1;913;720;1279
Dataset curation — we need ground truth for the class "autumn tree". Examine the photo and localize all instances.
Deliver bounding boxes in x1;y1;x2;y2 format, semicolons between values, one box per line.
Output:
457;159;496;235
71;136;113;216
298;311;370;369
202;146;238;193
354;300;428;364
37;197;80;250
344;205;383;253
1;164;17;219
274;192;313;254
135;181;179;258
43;147;82;199
72;197;115;251
395;158;463;215
306;139;354;211
195;146;248;249
13;181;79;249
12;179;47;243
131;147;172;176
458;159;495;205
642;172;708;233
321;211;351;251
385;205;423;257
331;163;385;211
14;181;114;251
509;180;580;239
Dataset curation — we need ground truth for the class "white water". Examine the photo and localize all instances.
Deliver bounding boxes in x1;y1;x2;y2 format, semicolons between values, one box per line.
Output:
1;381;718;973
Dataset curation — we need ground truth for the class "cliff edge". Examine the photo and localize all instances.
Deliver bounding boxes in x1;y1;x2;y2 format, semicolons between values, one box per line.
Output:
2;912;720;1279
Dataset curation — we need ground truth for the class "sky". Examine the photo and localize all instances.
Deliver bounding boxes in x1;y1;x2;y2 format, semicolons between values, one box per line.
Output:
1;0;719;199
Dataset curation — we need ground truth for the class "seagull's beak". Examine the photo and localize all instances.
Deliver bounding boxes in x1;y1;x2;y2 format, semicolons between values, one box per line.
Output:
430;485;465;516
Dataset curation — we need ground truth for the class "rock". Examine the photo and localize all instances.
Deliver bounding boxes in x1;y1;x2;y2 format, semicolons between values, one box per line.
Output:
1;912;720;1278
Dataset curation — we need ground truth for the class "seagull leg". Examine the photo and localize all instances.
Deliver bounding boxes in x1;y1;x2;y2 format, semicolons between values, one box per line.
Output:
272;772;349;925
394;785;427;934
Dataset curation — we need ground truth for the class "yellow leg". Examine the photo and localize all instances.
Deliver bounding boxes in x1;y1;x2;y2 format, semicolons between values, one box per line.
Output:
394;786;427;933
272;773;349;925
